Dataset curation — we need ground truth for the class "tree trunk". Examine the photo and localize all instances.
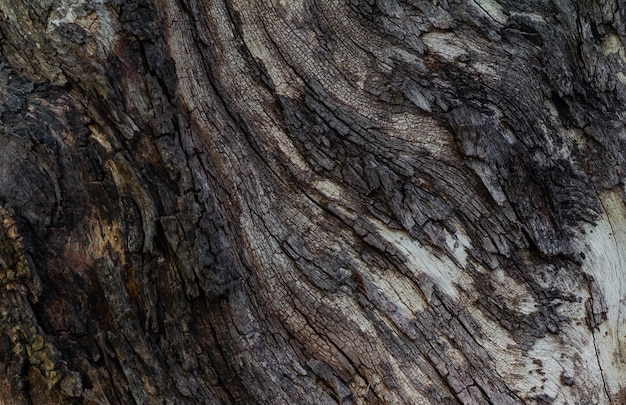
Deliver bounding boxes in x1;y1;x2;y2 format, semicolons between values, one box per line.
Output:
1;0;625;403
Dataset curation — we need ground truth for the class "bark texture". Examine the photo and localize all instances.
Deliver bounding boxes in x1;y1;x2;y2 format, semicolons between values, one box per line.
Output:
1;0;626;403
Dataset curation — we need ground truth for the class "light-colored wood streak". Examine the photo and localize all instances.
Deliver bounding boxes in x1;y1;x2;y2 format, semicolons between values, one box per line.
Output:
0;0;625;403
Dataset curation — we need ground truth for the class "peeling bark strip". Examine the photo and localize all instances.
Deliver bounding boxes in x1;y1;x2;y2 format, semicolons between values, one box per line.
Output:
0;0;625;403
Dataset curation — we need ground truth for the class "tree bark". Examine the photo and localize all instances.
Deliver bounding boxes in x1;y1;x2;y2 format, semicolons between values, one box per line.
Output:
1;0;625;403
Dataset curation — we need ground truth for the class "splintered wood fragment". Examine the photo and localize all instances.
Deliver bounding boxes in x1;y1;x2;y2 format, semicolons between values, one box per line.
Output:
0;0;625;404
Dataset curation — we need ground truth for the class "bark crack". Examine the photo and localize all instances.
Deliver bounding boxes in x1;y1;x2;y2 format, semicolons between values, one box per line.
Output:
591;327;613;405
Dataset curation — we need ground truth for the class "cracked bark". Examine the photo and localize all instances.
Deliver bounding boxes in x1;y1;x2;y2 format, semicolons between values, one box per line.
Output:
1;0;625;404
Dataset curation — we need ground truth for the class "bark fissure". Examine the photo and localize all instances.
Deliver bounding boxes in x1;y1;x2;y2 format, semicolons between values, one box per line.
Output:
1;0;626;403
591;326;613;405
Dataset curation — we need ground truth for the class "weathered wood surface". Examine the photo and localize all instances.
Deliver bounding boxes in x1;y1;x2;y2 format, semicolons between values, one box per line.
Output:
0;0;625;403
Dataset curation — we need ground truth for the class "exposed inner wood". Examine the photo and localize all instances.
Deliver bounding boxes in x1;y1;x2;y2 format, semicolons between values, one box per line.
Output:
0;0;625;404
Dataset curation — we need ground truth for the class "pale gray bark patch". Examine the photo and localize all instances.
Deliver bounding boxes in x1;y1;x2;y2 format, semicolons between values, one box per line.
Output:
1;0;625;404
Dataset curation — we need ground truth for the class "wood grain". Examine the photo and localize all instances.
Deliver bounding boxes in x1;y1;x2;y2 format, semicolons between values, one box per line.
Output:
1;0;625;403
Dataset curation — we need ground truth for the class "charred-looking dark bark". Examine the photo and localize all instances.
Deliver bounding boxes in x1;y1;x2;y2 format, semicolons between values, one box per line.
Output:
0;0;625;404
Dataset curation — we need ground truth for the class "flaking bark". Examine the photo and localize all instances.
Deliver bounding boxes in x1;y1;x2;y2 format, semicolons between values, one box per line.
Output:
1;0;625;404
